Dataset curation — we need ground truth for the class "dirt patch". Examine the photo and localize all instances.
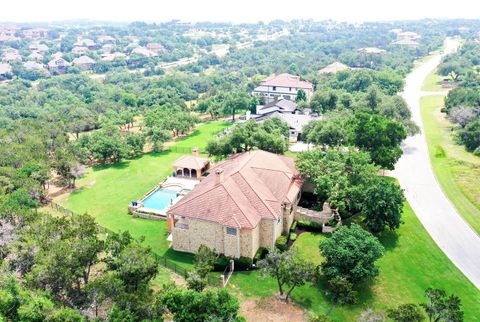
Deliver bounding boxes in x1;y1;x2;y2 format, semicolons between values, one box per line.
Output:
171;273;187;286
240;297;306;322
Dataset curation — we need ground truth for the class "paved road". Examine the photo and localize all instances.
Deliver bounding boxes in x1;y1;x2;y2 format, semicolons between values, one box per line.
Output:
392;39;480;289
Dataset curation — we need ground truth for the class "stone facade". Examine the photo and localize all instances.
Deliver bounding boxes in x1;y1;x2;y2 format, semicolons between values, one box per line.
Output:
170;175;302;258
172;214;290;258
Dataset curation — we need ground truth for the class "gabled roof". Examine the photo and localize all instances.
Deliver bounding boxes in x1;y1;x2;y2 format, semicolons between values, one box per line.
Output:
258;99;299;115
2;52;21;62
131;46;156;57
173;155;209;169
72;55;95;65
168;150;303;229
23;61;47;71
48;58;71;68
51;52;63;59
318;62;349;75
28;51;44;60
260;73;313;90
0;63;12;75
270;112;321;132
146;42;165;51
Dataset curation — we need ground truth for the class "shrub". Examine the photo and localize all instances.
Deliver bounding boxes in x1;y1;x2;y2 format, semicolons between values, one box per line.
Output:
235;257;253;270
275;235;288;251
213;256;229;271
474;147;480;156
254;247;269;263
214;256;253;271
289;233;297;242
290;221;298;232
297;220;322;231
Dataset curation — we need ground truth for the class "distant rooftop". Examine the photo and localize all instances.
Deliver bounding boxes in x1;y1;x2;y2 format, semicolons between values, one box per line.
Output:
260;73;313;90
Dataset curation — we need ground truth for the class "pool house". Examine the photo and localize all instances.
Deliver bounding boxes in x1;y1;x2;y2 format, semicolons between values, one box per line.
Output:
172;148;210;179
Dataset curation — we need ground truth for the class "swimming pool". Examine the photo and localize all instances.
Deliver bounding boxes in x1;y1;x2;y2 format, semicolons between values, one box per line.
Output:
142;188;178;211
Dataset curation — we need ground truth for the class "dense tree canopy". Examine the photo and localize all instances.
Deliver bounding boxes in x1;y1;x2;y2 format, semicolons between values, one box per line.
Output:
319;224;385;283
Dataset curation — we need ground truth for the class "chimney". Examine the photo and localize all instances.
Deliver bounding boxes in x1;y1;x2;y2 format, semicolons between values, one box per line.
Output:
192;147;199;157
215;168;224;185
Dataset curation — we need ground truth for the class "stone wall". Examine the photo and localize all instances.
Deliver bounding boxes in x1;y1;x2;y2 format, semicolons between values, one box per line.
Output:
173;214;291;258
224;232;240;258
172;217;225;254
240;225;260;258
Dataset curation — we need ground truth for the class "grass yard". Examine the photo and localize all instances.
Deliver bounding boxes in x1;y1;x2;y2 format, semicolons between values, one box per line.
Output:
174;121;230;150
229;203;480;321
421;68;445;91
56;118;480;320
56;121;230;269
421;95;480;234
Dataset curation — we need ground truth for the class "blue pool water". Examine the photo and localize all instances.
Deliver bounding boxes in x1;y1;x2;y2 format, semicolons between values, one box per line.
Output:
142;188;178;211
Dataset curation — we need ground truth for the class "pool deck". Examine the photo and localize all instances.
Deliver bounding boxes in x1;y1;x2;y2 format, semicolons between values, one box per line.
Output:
129;177;200;219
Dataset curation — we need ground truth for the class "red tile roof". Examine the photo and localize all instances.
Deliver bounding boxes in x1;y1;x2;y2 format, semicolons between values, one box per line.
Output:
167;150;302;229
261;73;313;90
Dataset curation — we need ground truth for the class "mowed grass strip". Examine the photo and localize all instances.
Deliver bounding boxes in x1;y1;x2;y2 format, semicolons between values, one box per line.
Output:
57;122;230;268
229;203;480;320
421;68;446;92
420;95;480;234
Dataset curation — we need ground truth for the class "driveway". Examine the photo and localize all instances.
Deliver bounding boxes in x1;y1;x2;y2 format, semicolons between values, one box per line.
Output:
392;38;480;289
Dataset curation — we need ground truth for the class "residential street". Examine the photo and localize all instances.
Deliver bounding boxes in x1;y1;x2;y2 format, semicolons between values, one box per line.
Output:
393;38;480;289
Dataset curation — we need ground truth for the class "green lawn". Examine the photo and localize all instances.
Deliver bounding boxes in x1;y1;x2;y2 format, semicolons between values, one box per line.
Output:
229;203;480;321
57;119;480;320
57;121;230;269
421;95;480;234
421;68;446;92
174;121;230;150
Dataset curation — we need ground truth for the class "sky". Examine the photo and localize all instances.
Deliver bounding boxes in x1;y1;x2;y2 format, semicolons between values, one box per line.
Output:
0;0;479;23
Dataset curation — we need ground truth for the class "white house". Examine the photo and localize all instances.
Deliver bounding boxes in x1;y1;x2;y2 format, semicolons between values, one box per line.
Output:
252;73;313;103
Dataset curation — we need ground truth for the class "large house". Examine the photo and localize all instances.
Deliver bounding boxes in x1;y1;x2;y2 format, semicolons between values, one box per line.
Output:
48;58;71;74
167;150;303;259
72;56;96;70
252;73;314;103
247;99;321;142
23;28;48;39
146;43;166;54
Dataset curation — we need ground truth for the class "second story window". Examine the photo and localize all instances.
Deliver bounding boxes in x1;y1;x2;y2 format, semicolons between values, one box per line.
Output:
289;87;292;91
272;86;276;91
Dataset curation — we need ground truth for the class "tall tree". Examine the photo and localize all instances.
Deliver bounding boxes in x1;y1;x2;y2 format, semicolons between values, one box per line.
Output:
258;248;316;302
421;288;463;322
352;111;407;170
362;177;405;233
320;224;384;283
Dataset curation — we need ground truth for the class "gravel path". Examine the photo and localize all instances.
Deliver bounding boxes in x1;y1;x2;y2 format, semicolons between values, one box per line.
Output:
392;39;480;289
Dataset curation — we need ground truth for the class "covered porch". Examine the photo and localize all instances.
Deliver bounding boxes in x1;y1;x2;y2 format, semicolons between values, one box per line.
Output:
172;148;211;179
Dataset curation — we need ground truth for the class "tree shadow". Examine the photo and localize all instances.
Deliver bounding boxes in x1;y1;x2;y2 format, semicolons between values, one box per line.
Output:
163;248;195;266
92;160;131;172
377;230;399;251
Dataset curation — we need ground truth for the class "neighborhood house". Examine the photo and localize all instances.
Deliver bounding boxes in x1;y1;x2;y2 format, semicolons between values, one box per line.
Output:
245;99;321;142
252;73;313;103
167;150;303;259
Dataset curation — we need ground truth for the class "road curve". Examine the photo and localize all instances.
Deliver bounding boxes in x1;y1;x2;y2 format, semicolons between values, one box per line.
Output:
392;39;480;289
